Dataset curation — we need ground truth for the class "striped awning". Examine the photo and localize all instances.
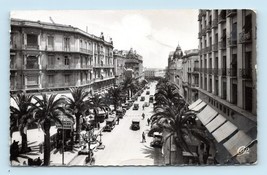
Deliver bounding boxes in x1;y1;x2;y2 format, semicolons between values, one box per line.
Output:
205;114;227;133
196;105;218;125
188;99;202;110
191;101;207;112
212;121;238;143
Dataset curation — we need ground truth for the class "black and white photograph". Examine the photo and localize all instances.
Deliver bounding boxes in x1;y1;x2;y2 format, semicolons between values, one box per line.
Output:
9;9;257;166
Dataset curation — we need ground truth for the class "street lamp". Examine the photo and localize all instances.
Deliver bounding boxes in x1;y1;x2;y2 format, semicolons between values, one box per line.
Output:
62;118;65;165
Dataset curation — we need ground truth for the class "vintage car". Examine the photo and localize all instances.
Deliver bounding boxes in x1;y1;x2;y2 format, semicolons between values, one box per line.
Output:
103;116;117;132
146;91;150;95
131;119;140;130
150;132;163;148
149;95;154;103
116;106;124;118
140;96;145;101
133;103;139;110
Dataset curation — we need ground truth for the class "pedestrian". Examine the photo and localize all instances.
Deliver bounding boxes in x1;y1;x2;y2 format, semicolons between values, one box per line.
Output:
142;113;145;120
147;118;150;126
142;132;146;143
142;105;145;110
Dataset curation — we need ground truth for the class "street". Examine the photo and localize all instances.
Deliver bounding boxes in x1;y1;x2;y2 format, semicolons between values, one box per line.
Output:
69;82;164;166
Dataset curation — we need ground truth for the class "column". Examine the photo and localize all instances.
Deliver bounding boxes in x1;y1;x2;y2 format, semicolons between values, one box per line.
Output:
226;15;232;102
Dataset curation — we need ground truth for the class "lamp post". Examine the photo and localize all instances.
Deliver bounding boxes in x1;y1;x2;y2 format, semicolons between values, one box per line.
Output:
62;118;65;165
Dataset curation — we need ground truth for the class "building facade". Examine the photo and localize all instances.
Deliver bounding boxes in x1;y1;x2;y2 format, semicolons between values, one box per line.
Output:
144;68;156;79
166;44;184;96
182;49;200;104
197;9;257;163
113;49;126;85
10;19;115;95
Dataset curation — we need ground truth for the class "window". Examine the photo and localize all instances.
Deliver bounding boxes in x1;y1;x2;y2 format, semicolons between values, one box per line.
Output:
26;56;38;69
27;75;38;85
65;74;70;84
64;37;70;51
27;34;38;46
48;55;55;66
48;36;54;47
64;56;69;65
48;75;54;85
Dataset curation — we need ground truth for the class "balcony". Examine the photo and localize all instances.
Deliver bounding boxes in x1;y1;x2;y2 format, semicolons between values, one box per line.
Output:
227;68;237;77
213;68;218;75
46;65;80;70
226;10;237;17
25;44;39;50
239;30;252;44
211;18;218;28
25;64;40;70
239;68;252;79
206;24;211;33
80;64;93;69
193;67;200;72
218;40;226;50
99;51;104;55
80;48;93;55
212;43;218;52
206;45;212;53
218;11;226;23
207;68;212;74
227;37;237;47
10;64;17;70
198;32;202;39
219;68;227;76
201;28;206;36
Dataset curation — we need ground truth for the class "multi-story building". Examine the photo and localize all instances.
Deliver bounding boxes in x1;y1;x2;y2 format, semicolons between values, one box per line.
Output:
182;49;200;104
10;19;115;95
166;44;184;96
124;48;144;81
113;49;126;85
196;9;257;163
144;68;156;79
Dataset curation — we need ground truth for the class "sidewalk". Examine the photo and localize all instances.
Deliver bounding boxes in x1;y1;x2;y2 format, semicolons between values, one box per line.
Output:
11;122;106;166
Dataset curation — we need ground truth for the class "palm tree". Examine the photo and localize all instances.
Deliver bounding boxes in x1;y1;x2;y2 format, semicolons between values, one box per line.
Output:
10;93;35;153
64;87;90;143
88;94;110;123
151;80;210;165
121;77;138;99
33;94;73;166
107;87;122;112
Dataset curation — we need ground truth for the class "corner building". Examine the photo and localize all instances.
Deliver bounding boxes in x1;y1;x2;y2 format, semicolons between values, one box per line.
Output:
10;19;115;94
197;9;257;163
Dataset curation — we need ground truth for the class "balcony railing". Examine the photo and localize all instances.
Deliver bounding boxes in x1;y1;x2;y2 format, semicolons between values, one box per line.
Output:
46;65;80;70
227;68;237;77
25;44;39;50
218;68;227;76
194;67;200;72
80;48;93;55
25;64;40;69
207;68;212;74
218;12;226;23
218;40;226;50
212;43;218;52
206;45;212;53
80;64;93;69
206;24;211;33
239;30;252;44
226;10;237;17
213;68;218;75
227;37;237;47
239;68;252;79
211;18;218;28
198;32;202;39
99;51;104;55
201;28;206;36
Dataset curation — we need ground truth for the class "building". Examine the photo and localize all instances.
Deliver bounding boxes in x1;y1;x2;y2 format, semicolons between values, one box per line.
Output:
144;68;156;79
124;48;144;81
113;49;126;85
10;19;115;95
182;49;200;104
196;9;257;163
166;44;184;96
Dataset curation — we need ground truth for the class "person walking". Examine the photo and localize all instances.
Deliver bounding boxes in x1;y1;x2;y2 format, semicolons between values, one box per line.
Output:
147;118;150;126
142;132;146;143
142;113;145;120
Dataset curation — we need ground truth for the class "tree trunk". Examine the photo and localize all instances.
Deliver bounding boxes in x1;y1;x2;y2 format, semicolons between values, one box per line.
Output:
43;121;51;166
75;113;81;143
20;132;28;153
173;145;184;165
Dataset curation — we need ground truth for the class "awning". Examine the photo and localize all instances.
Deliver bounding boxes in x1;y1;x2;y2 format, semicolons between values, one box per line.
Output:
205;114;226;133
188;99;202;110
191;101;207;112
196;105;218;125
223;130;252;156
212;121;238;143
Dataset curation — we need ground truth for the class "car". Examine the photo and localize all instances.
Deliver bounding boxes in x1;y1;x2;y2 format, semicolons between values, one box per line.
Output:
103;116;116;132
146;91;150;95
140;96;145;101
131;119;140;130
150;132;163;148
149;95;154;103
133;103;139;110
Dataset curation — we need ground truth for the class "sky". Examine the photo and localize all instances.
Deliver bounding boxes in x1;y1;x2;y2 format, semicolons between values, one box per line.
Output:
11;10;199;69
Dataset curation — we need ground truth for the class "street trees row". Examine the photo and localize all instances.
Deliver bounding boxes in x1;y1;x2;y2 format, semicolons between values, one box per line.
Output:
10;77;147;166
151;78;211;165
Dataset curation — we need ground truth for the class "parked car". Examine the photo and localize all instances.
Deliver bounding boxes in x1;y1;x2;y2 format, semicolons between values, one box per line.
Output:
131;119;140;130
133;103;139;110
150;132;163;148
140;96;145;101
149;95;154;103
103;116;116;132
116;106;124;118
146;91;150;95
